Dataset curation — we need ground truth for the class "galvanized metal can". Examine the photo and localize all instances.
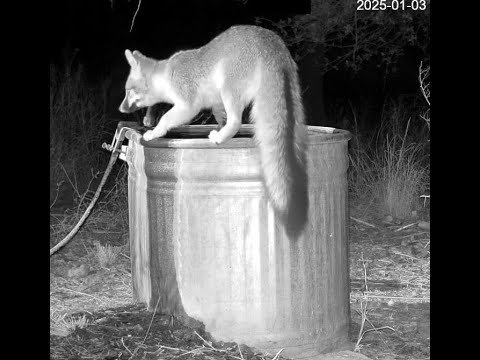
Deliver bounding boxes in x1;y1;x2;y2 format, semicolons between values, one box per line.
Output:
125;124;352;357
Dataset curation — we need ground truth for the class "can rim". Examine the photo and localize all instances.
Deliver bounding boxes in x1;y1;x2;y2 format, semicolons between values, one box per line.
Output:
126;124;351;149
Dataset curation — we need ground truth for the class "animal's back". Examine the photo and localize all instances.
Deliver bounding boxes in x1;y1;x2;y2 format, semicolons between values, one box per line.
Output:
198;25;295;72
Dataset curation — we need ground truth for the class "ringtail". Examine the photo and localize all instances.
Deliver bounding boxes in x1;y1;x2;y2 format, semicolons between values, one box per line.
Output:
119;25;308;235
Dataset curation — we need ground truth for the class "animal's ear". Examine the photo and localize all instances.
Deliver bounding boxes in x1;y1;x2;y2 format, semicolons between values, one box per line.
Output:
132;50;145;58
125;49;138;68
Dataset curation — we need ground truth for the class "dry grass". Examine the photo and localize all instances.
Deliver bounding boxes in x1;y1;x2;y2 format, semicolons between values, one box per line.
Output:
49;58;131;328
49;62;129;250
349;225;430;303
353;253;395;353
50;162;129;249
50;235;132;327
50;61;116;208
50;310;91;337
94;241;123;267
378;119;428;219
348;101;429;220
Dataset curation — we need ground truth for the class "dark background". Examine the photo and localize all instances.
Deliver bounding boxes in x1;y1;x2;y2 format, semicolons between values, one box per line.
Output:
49;0;428;130
50;1;310;67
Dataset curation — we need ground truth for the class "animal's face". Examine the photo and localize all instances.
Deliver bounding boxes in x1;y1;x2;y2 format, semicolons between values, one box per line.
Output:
119;49;151;113
119;88;144;113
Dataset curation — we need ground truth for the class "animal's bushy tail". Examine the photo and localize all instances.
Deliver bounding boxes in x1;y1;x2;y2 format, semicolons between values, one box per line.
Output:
251;61;308;238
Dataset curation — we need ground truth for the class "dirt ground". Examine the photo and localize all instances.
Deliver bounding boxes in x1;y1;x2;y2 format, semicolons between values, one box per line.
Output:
50;199;430;360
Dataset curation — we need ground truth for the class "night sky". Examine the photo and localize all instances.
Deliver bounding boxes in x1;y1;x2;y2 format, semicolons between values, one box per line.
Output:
50;1;309;76
50;0;427;128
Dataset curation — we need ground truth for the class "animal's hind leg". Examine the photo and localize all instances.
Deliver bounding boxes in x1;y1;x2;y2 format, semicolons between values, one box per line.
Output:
208;93;242;144
211;105;227;130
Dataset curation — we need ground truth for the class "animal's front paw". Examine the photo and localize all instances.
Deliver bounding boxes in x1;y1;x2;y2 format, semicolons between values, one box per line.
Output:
143;130;157;141
143;126;167;141
208;130;222;145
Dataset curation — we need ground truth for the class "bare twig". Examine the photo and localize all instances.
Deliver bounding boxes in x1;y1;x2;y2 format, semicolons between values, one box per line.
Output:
60;288;107;304
60;163;81;199
194;331;215;350
420;194;430;206
354;299;368;352
391;251;420;261
419;61;430;131
142;295;162;344
50;180;64;209
354;254;369;352
237;343;244;360
419;61;430;106
363;294;429;301
354;253;397;352
361;252;368;293
192;331;244;360
121;337;134;356
272;348;284;360
395;232;428;238
120;252;131;260
362;325;395;336
350;216;377;228
130;0;142;32
176;347;205;357
394;222;417;232
158;345;182;352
